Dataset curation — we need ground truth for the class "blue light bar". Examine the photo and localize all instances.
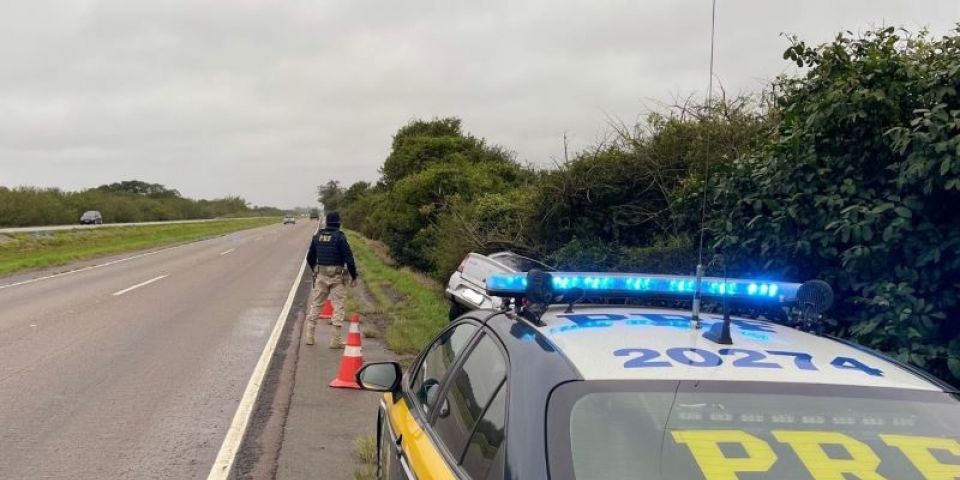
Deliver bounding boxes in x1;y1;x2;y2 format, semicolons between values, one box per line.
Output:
485;272;801;303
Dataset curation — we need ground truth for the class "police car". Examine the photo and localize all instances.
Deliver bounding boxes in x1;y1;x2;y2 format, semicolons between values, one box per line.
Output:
355;271;960;480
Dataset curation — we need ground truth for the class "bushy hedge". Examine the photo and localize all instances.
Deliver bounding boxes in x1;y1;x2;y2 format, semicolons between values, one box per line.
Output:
325;119;531;276
326;26;960;384
0;180;280;227
713;27;960;380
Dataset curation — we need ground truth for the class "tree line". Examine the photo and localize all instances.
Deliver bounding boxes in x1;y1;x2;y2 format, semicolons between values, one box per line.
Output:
321;26;960;384
0;180;282;226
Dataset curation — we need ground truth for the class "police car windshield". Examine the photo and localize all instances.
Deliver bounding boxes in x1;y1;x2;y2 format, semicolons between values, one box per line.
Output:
547;380;960;480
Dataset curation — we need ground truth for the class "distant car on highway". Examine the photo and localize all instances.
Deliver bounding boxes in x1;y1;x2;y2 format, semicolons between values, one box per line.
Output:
80;210;103;225
283;215;296;225
445;251;552;320
357;270;960;480
309;209;320;220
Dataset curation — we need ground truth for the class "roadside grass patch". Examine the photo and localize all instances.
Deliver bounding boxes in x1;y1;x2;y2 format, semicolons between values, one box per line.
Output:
346;230;449;355
362;238;396;266
345;286;363;316
0;218;277;276
353;434;377;480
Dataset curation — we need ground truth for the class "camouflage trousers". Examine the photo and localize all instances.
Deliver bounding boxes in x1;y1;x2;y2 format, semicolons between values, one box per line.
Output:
305;266;348;347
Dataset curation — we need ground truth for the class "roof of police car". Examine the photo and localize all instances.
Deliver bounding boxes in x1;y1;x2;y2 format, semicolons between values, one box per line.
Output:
529;305;942;392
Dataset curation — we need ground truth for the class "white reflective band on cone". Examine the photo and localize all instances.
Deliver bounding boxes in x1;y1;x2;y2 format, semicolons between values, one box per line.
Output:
349;322;361;333
343;346;362;357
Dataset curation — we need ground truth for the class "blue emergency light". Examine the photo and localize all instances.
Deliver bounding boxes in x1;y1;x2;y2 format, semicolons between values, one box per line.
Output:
486;272;802;304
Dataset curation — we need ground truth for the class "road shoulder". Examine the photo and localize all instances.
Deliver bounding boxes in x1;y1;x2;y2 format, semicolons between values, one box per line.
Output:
229;264;312;479
233;276;395;480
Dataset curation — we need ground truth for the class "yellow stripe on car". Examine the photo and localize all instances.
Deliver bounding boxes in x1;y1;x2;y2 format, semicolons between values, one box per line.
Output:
385;395;456;479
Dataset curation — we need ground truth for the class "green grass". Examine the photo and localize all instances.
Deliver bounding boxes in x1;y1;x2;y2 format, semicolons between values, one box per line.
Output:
346;230;449;355
0;217;278;276
345;285;364;316
353;434;377;480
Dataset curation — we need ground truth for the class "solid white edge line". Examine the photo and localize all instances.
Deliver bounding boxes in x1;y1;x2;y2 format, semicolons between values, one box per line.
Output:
111;274;169;296
219;248;236;256
206;258;307;480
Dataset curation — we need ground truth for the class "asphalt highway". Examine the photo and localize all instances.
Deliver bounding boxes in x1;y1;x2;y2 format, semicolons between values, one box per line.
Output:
0;221;316;479
0;217;258;235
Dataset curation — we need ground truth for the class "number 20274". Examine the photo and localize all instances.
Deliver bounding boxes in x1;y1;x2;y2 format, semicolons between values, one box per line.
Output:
614;347;884;377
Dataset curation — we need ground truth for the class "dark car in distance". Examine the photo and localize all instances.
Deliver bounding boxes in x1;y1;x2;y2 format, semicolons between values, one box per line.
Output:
80;211;103;225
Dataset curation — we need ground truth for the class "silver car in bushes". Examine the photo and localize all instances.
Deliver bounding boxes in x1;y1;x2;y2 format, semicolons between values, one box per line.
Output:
444;251;552;320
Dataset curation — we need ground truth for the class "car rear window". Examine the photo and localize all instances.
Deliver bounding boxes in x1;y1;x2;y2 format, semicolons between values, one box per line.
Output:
547;380;960;480
491;253;552;272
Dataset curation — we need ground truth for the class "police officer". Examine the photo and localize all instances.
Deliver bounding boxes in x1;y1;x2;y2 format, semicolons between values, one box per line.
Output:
305;211;358;348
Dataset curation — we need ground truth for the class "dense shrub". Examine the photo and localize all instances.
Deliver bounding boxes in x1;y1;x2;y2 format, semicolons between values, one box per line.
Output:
324;27;960;384
547;237;696;274
713;27;960;380
331;118;531;278
530;97;771;254
0;181;279;227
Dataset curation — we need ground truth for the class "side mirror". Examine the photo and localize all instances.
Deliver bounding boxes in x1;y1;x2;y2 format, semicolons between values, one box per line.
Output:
356;361;402;392
421;379;449;417
423;379;441;406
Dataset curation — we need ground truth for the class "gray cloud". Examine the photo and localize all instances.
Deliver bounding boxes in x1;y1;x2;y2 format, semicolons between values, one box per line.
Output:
1;0;957;207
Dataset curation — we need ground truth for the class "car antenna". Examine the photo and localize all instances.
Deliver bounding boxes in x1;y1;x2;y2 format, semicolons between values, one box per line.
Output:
703;256;733;345
691;0;718;331
563;287;586;314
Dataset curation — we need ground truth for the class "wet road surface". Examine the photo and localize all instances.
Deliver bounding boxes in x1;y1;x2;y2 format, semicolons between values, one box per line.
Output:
0;221;315;479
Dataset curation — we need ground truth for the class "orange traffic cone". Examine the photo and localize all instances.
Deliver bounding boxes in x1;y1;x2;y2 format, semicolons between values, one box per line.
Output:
329;314;363;389
319;299;333;321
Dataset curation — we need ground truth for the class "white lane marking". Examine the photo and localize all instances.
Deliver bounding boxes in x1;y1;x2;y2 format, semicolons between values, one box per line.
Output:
219;248;236;256
206;259;307;480
113;275;169;297
0;223;276;292
112;275;168;296
0;244;188;291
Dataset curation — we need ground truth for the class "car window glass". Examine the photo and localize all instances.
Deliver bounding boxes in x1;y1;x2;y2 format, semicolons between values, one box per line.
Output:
493;253;552;272
432;334;507;460
410;323;478;414
460;381;506;480
549;382;960;480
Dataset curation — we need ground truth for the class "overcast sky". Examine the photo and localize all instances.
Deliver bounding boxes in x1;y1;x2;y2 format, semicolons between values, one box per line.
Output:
0;1;956;208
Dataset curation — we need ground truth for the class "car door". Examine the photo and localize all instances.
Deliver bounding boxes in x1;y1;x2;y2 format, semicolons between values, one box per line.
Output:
382;320;481;479
428;330;509;479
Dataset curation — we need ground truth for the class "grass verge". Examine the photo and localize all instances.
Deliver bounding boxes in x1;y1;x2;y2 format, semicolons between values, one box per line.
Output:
353;434;377;480
346;230;449;355
0;217;278;276
344;232;447;479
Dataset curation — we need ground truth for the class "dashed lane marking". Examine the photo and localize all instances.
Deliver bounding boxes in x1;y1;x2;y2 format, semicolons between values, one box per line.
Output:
0;245;187;291
111;275;168;296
